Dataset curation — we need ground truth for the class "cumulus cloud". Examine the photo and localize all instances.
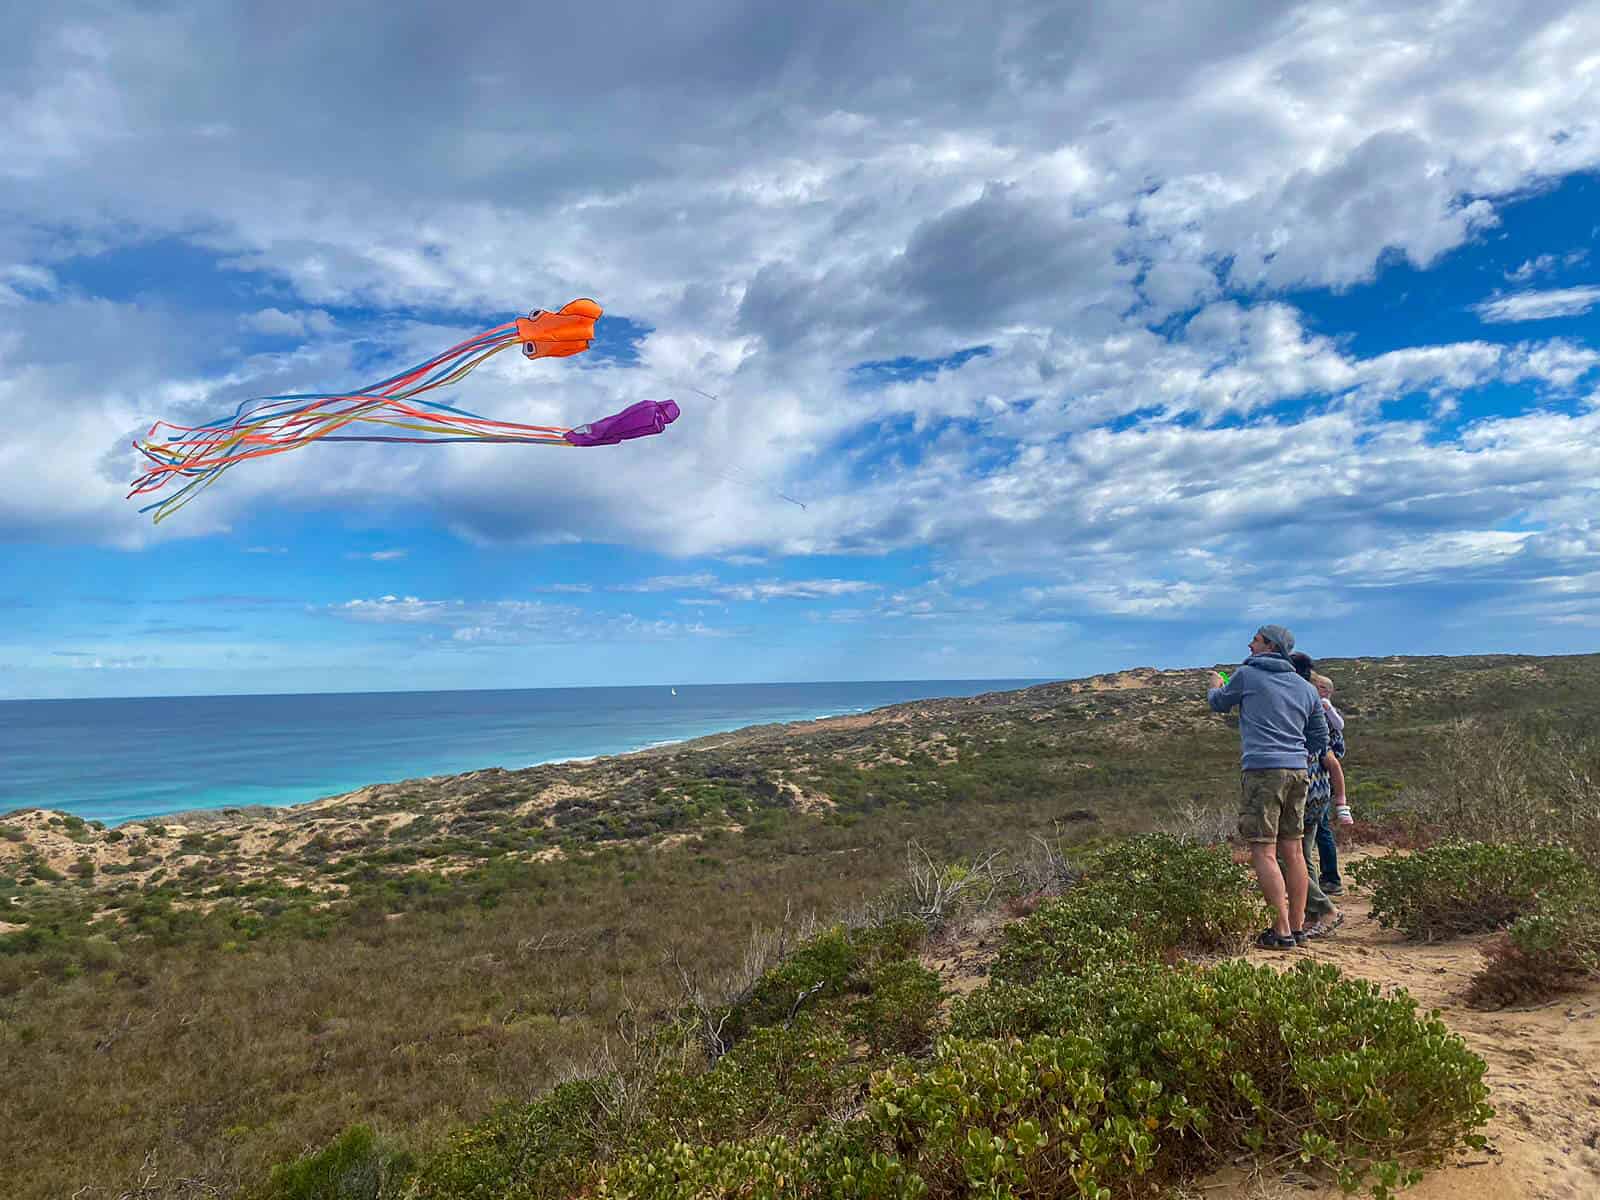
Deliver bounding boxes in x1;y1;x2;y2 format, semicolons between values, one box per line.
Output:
3;1;1600;646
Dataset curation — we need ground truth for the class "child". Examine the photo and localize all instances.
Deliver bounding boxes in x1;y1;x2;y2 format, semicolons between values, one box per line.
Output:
1312;673;1351;825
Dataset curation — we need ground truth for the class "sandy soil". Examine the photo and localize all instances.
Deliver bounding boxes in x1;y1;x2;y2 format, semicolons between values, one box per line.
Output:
1219;863;1600;1200
922;851;1600;1200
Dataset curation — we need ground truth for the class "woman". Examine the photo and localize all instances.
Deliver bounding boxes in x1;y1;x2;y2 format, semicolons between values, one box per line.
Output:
1284;653;1345;939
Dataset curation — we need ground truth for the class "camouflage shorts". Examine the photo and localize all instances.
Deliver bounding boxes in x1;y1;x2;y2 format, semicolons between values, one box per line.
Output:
1239;768;1309;843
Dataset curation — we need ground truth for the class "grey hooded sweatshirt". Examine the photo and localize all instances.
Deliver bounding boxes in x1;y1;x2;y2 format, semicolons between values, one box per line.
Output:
1208;653;1329;770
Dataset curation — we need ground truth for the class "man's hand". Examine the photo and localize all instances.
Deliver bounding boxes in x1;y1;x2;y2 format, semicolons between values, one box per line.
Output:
1207;671;1225;690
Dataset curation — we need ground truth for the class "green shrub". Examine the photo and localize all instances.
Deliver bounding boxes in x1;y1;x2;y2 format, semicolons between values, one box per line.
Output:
848;960;944;1055
595;1125;920;1200
990;834;1260;984
725;920;922;1043
1467;891;1600;1008
1355;842;1598;940
249;1125;413;1200
650;1017;864;1144
878;960;1491;1199
0;824;24;843
409;1080;608;1200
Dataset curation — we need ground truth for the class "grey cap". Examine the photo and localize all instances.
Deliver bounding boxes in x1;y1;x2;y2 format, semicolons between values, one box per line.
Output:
1257;624;1295;655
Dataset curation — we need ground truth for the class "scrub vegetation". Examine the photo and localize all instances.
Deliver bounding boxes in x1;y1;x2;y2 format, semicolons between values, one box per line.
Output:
2;652;1597;1198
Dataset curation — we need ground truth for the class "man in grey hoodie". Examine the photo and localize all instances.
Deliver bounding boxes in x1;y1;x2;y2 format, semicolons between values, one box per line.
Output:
1207;624;1330;950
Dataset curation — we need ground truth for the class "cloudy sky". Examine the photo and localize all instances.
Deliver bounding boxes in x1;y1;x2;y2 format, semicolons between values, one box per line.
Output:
2;1;1598;700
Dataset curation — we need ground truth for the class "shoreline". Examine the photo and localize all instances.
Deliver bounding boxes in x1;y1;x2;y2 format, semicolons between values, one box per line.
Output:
0;684;1036;825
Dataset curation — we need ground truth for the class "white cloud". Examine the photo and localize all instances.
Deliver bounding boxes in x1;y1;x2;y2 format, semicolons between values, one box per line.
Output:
241;307;335;337
612;574;720;592
713;579;880;602
1475;286;1600;323
336;596;459;623
1506;249;1587;282
2;2;1599;644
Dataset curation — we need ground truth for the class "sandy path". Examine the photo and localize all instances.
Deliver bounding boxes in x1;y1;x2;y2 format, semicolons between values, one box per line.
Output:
923;857;1600;1200
1215;865;1600;1200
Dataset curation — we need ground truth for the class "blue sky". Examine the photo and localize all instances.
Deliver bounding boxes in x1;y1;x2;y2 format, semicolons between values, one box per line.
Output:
2;2;1599;699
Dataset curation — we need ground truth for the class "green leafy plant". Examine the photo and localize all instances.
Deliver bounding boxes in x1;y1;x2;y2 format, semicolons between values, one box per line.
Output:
247;1125;413;1200
1355;841;1597;941
1467;891;1600;1008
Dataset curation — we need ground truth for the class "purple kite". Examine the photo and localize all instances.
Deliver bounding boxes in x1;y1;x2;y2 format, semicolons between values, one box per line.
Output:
563;399;681;446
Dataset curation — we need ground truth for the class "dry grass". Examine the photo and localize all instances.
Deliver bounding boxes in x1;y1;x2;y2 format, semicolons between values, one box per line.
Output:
5;652;1599;1198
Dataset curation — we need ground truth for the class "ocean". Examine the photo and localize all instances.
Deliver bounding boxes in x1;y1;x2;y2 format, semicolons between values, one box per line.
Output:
0;679;1041;826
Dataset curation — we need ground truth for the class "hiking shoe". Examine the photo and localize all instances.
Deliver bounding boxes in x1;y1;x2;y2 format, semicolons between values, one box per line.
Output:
1306;911;1346;939
1291;929;1308;947
1255;928;1297;950
1322;882;1344;896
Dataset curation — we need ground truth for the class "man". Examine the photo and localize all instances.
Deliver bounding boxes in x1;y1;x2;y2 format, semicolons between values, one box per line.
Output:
1207;624;1329;950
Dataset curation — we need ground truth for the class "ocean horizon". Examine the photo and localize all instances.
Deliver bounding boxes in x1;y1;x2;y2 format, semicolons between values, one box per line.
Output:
0;678;1045;826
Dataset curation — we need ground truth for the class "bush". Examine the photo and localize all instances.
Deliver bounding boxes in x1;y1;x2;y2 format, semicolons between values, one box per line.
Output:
724;919;924;1044
879;960;1491;1200
1396;718;1600;865
990;834;1260;984
594;1125;919;1199
249;1125;413;1200
649;1017;865;1144
849;960;944;1055
1355;841;1597;941
409;1080;608;1200
1467;892;1600;1009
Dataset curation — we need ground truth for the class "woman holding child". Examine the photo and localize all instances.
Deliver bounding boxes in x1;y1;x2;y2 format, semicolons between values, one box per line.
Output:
1287;654;1349;939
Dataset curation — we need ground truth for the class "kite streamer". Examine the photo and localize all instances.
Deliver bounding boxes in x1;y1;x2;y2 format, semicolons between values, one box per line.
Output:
127;299;679;523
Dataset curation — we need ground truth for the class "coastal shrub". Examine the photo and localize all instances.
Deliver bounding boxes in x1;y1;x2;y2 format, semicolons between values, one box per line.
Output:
593;1125;917;1200
723;919;922;1044
990;834;1258;984
1466;891;1600;1009
1396;717;1600;865
409;1079;610;1200
0;823;24;842
875;960;1491;1199
1355;841;1597;940
249;1124;413;1200
648;1017;865;1145
849;959;944;1054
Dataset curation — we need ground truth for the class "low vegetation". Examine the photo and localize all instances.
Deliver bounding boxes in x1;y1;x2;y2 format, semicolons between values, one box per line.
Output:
2;652;1597;1197
1356;840;1600;1007
253;834;1492;1200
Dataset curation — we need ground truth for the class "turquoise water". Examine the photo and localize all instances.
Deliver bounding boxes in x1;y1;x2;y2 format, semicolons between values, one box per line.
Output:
0;679;1039;825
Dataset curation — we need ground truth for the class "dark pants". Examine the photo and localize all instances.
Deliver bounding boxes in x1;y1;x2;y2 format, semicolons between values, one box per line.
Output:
1314;803;1340;888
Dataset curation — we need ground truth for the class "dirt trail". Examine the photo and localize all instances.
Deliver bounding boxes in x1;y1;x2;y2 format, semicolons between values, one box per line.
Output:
1217;857;1600;1200
923;854;1600;1200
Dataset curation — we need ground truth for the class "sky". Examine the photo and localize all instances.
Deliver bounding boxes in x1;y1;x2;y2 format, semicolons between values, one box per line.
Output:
1;1;1598;700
